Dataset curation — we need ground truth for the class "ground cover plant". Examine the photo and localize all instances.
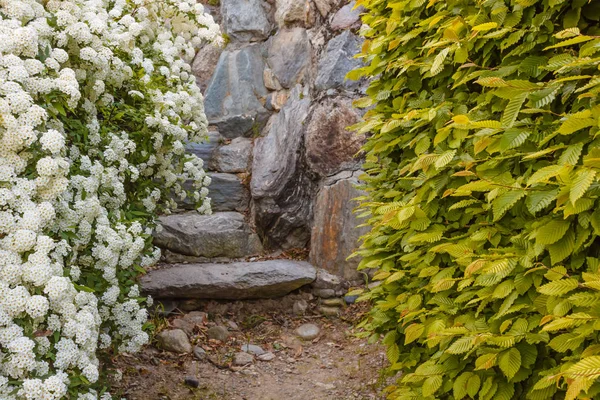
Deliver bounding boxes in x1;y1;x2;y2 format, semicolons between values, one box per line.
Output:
351;0;600;398
0;0;220;398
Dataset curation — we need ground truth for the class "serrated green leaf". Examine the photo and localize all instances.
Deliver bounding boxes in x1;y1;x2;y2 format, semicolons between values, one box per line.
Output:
499;348;521;380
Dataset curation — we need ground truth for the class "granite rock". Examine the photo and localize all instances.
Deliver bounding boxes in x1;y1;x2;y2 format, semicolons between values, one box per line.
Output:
267;28;311;88
305;97;364;176
310;171;370;279
204;45;269;138
210;138;253;173
154;212;262;258
140;260;317;300
157;329;192;354
315;31;363;91
221;0;272;42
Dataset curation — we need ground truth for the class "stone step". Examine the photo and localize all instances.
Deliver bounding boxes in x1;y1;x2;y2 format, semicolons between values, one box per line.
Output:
140;260;317;300
154;212;262;259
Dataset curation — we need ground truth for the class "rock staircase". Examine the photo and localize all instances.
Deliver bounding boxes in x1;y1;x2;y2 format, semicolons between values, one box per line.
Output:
140;211;319;301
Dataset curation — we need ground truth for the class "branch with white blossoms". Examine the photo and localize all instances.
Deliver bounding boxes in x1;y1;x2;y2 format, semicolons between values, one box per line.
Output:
0;0;220;398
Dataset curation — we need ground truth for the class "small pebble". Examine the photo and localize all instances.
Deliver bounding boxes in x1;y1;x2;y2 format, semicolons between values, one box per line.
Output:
295;323;320;340
193;346;206;361
319;306;340;317
257;352;275;361
184;377;200;388
241;344;265;355
344;295;358;304
293;299;308;315
322;298;344;307
206;326;230;342
233;352;254;366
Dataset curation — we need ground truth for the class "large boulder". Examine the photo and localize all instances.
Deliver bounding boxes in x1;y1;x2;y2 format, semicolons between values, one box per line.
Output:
140;260;317;299
305;97;364;177
309;171;370;280
251;86;316;248
154;212;263;259
315;31;363;91
221;0;272;42
180;173;249;212
210;138;253;173
204;45;269;138
267;28;311;89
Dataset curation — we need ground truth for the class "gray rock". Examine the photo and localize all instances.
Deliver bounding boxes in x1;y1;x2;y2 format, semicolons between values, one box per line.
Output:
313;0;334;17
204;45;270;138
193;346;207;361
267;28;311;88
275;0;312;27
310;172;370;280
184;377;200;388
258;352;276;361
210;138;252;173
140;260;317;300
180;172;249;212
305;97;364;176
295;323;320;340
209;173;250;212
344;295;358;304
251;86;316;248
221;0;271;42
157;329;192;354
192;44;223;92
233;352;254;366
311;269;344;290
185;130;221;170
315;31;363;91
241;344;266;355
330;1;364;31
293;299;308;315
154;212;262;258
207;326;230;342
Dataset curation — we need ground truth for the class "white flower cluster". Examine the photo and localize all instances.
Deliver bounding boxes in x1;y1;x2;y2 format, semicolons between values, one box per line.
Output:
0;0;220;398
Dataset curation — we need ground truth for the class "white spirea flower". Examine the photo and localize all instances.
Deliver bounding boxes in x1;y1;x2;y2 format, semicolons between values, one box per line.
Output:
0;0;219;397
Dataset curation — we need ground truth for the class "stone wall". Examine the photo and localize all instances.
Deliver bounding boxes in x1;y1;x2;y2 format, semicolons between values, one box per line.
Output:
180;0;369;282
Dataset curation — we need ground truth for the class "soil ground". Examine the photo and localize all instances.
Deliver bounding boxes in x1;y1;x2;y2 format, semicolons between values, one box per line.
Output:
110;295;391;400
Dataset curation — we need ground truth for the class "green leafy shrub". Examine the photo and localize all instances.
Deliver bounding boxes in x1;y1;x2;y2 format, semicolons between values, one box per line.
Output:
351;0;600;399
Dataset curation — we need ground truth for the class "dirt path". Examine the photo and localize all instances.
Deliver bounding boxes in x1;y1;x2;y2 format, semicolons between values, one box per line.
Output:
111;296;390;400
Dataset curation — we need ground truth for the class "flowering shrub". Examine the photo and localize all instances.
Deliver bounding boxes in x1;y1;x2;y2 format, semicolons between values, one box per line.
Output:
0;0;220;398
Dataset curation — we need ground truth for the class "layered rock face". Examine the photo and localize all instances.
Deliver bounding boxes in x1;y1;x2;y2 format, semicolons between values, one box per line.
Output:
142;0;369;302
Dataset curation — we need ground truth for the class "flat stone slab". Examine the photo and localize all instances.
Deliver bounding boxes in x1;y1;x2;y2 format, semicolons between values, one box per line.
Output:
140;260;317;300
154;212;262;259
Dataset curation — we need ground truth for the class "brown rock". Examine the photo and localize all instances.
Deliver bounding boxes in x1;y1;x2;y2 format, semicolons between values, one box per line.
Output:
305;97;364;177
313;0;334;17
157;329;192;354
275;0;312;27
309;171;370;280
192;44;223;92
171;319;195;336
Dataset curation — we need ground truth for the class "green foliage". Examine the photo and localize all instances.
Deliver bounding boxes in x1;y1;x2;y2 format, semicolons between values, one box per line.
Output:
350;0;600;398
